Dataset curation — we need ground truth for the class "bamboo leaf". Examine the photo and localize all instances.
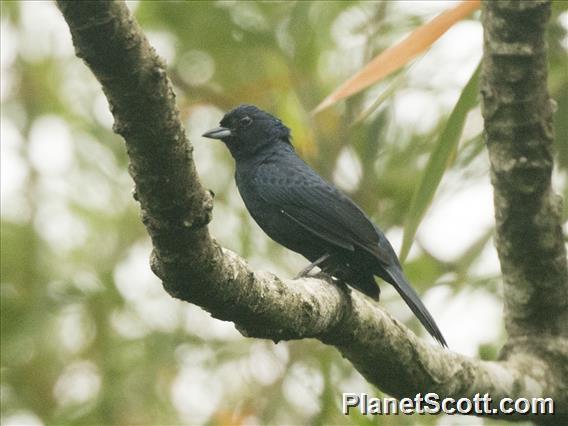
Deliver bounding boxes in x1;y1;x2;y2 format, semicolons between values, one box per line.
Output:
313;0;480;114
399;63;481;262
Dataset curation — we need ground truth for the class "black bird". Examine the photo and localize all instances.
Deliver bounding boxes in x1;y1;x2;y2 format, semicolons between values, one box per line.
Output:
203;105;447;346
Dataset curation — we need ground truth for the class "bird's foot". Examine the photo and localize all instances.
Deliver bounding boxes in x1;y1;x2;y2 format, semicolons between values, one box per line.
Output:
310;270;335;282
294;253;332;279
294;265;315;279
334;278;352;298
310;272;352;298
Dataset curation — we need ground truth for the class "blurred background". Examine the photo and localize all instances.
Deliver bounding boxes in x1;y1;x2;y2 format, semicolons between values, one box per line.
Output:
1;1;567;425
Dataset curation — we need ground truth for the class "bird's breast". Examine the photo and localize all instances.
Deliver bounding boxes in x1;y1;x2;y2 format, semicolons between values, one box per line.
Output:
234;168;321;257
236;170;282;232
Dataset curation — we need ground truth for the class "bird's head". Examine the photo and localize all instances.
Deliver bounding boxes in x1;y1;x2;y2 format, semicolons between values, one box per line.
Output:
202;104;292;159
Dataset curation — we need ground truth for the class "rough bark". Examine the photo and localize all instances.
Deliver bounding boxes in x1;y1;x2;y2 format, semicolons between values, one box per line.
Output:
481;0;568;338
57;0;567;421
481;0;568;410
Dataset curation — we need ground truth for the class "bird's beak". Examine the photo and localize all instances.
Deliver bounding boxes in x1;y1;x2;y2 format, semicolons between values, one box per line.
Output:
202;126;232;140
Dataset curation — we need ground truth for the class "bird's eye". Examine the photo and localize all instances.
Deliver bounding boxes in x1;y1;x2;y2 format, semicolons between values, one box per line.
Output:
240;116;252;127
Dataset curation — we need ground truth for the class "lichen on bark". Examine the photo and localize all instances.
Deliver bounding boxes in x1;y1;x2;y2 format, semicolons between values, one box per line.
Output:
481;0;567;342
57;0;567;420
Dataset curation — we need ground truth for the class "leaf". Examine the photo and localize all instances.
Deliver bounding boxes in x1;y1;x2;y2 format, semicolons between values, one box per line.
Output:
313;0;480;114
351;70;407;126
399;62;481;262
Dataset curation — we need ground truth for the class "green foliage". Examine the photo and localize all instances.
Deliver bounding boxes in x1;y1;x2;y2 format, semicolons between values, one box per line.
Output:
400;63;480;262
1;2;566;425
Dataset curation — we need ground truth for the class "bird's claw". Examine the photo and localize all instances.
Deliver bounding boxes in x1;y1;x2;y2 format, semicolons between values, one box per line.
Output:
294;266;315;279
294;253;332;280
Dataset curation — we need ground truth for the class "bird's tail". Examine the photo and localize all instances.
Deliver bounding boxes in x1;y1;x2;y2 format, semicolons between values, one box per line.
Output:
385;266;447;347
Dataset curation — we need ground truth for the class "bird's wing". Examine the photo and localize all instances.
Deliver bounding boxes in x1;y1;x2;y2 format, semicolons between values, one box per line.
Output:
254;157;393;266
280;208;356;251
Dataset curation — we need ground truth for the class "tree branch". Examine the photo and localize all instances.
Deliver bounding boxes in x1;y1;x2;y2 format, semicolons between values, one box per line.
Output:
57;0;566;420
480;0;568;405
481;0;568;341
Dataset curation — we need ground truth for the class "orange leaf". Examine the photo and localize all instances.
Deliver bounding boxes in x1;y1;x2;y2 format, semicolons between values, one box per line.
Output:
313;0;480;114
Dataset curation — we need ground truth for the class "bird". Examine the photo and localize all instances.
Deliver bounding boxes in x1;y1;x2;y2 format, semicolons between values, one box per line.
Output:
202;104;447;347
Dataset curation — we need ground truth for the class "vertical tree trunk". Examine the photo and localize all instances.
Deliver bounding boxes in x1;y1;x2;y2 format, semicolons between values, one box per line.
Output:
481;0;567;340
481;2;568;411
